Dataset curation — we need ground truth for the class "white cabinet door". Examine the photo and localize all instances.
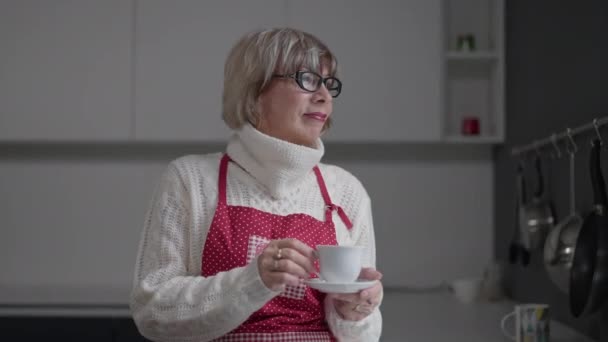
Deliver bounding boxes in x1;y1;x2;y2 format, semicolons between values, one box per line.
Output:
135;0;286;141
288;0;442;142
0;0;132;141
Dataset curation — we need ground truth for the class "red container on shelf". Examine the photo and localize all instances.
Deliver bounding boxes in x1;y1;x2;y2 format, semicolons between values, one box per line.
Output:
462;116;480;135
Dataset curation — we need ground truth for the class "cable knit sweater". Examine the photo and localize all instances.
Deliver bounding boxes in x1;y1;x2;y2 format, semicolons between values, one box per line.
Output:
130;124;382;341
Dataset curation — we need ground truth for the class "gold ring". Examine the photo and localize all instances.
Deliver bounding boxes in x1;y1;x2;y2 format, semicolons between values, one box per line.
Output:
354;304;372;314
276;248;283;260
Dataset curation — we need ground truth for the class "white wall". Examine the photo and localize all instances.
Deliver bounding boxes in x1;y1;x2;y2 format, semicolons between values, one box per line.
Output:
0;143;493;306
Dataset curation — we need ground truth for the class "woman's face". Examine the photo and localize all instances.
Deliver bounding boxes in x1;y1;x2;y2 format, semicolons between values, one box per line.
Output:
255;66;333;148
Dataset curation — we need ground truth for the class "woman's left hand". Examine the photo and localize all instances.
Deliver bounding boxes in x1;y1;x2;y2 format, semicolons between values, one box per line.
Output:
328;267;383;321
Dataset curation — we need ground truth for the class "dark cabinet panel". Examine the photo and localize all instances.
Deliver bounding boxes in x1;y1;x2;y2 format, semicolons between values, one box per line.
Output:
112;318;151;342
0;317;151;342
0;317;112;342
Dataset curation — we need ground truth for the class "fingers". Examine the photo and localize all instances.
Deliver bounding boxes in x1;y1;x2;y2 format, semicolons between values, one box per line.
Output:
331;280;383;321
279;247;316;274
264;255;310;279
359;267;383;281
361;281;383;303
265;269;302;287
332;298;376;321
278;238;317;264
273;239;317;274
330;281;382;305
258;238;318;291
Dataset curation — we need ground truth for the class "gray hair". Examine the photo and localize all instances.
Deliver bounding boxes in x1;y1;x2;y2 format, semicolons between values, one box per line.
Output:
222;27;338;130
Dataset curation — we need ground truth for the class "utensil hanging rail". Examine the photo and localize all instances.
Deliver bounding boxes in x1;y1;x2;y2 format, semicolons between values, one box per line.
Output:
511;116;608;156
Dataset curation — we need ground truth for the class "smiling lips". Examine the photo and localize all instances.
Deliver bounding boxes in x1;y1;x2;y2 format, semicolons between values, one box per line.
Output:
304;112;328;122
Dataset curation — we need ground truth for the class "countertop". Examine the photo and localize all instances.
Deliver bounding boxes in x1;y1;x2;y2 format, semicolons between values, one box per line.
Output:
381;290;596;342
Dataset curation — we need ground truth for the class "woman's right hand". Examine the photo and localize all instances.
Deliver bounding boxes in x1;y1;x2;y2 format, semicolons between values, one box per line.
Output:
258;238;317;291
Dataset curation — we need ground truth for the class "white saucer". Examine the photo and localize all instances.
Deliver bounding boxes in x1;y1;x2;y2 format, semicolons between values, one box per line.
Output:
305;279;377;294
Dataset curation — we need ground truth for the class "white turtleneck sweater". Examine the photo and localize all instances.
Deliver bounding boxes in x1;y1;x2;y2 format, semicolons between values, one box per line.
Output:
130;124;382;341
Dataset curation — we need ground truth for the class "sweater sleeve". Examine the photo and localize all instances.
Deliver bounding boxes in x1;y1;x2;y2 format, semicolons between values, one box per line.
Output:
129;164;279;342
325;193;383;341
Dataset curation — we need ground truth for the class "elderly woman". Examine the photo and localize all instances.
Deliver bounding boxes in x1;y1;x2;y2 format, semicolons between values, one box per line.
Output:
130;27;383;341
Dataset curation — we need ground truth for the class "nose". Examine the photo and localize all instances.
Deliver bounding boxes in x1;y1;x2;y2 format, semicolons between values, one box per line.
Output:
312;83;332;103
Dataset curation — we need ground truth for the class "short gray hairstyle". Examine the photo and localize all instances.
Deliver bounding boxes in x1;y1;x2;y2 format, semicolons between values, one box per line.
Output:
222;27;338;130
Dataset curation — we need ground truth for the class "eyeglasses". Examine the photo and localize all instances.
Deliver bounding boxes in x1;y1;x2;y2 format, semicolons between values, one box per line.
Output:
273;71;342;98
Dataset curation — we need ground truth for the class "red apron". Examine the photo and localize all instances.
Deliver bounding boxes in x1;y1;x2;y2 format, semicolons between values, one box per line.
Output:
202;154;353;342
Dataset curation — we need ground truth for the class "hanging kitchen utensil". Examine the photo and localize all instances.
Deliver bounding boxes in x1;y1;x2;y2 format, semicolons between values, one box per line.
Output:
520;154;555;252
510;160;530;266
544;131;583;293
569;138;608;317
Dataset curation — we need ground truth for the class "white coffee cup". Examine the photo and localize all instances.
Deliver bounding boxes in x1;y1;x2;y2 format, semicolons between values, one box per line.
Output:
450;277;482;303
316;245;363;283
500;304;550;342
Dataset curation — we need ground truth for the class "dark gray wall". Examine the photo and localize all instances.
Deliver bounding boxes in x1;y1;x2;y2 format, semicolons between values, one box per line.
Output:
495;1;608;341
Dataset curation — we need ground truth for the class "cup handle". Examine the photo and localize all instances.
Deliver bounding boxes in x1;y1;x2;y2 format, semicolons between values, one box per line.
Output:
500;311;517;341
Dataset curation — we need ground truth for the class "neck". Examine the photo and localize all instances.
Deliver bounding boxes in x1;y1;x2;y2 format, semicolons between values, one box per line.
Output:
225;124;324;198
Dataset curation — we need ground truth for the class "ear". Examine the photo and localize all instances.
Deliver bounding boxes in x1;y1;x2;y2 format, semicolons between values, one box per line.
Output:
249;97;263;128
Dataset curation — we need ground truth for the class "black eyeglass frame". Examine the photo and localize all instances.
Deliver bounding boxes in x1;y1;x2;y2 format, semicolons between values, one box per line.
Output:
272;71;342;98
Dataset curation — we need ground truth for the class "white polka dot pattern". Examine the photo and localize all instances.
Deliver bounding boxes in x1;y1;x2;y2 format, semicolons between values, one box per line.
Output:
212;331;332;341
201;154;349;340
246;235;306;300
246;235;270;264
280;281;307;301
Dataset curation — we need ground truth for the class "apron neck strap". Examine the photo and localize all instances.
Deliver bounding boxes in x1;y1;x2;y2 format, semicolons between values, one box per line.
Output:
218;154;231;205
313;166;353;230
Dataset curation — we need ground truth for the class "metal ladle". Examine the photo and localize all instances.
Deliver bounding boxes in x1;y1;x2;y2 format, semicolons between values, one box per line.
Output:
520;150;555;252
544;130;583;293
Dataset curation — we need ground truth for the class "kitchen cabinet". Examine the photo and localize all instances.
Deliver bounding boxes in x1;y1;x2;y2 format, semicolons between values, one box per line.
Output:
441;0;505;143
0;1;503;143
0;0;132;141
287;0;443;142
134;0;286;141
113;319;150;342
0;317;113;342
136;0;444;142
0;317;150;342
